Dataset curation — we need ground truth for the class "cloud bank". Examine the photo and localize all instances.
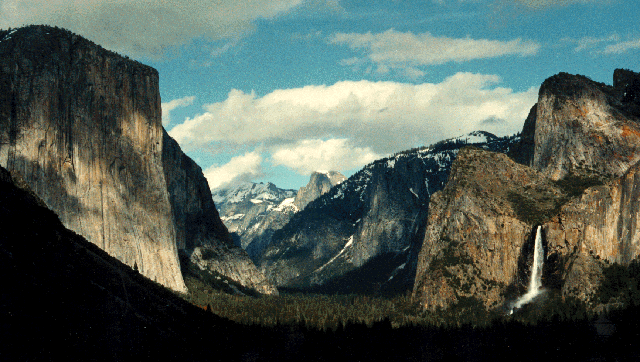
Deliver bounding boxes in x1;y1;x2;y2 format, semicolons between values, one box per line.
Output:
0;0;303;56
564;34;640;54
272;139;380;175
170;73;538;182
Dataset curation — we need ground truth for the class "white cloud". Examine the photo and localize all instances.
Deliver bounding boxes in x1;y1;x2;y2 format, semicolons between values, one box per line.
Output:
272;139;380;175
570;34;620;52
513;0;598;8
203;151;263;190
329;29;540;76
169;73;538;158
161;96;195;127
0;0;303;57
563;34;640;55
604;38;640;54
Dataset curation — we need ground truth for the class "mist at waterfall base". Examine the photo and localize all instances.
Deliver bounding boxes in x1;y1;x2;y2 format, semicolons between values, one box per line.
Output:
510;226;545;315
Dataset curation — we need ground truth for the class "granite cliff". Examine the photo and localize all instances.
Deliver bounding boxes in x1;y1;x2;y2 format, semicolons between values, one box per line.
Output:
413;69;640;311
412;147;567;310
294;171;346;211
0;25;274;295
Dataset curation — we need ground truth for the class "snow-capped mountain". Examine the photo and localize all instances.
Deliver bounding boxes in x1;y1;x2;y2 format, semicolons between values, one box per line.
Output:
212;182;297;256
258;131;521;295
213;172;345;260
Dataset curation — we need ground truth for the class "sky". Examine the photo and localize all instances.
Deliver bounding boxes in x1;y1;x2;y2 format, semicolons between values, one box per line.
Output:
1;0;639;190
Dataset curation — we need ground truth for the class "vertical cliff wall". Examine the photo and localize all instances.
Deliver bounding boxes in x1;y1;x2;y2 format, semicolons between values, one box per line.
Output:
414;69;640;310
412;148;567;310
260;133;518;294
0;26;183;289
293;171;346;211
527;72;640;180
0;25;276;295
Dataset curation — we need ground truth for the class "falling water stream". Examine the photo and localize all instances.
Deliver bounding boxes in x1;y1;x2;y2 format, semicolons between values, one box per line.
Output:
510;226;544;313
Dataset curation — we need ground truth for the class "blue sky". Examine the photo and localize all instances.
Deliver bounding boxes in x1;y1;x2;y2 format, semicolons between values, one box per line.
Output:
2;0;639;190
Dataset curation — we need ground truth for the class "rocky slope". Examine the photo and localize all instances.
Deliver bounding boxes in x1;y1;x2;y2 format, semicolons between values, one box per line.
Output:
259;132;520;294
0;25;274;295
213;182;297;255
163;132;277;295
413;69;640;311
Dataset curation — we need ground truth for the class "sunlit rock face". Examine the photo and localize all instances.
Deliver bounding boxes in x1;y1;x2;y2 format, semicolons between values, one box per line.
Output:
0;25;185;292
413;69;640;311
294;171;346;211
543;160;640;303
412;148;566;310
527;71;640;181
0;25;277;295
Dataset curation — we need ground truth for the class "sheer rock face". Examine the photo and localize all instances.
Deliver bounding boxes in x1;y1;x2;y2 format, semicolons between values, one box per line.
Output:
0;25;276;295
413;69;640;310
412;148;567;310
293;171;346;211
162;129;232;251
527;71;640;181
542;160;640;303
0;26;185;292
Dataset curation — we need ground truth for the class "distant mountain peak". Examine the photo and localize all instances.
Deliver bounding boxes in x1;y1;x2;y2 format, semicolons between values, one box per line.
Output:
294;170;346;211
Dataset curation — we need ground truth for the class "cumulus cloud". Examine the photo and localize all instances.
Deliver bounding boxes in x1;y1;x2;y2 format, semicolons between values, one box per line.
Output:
203;151;263;190
161;96;195;127
272;139;380;175
329;29;540;76
169;72;538;158
0;0;303;57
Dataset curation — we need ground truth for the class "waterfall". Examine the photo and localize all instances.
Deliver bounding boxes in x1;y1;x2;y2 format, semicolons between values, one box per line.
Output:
511;226;544;313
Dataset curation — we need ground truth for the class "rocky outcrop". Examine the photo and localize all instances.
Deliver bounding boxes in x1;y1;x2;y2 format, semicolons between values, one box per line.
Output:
413;69;640;311
412;148;567;310
542;159;640;303
0;26;184;292
525;72;640;180
260;133;519;294
0;25;275;295
293;171;346;210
